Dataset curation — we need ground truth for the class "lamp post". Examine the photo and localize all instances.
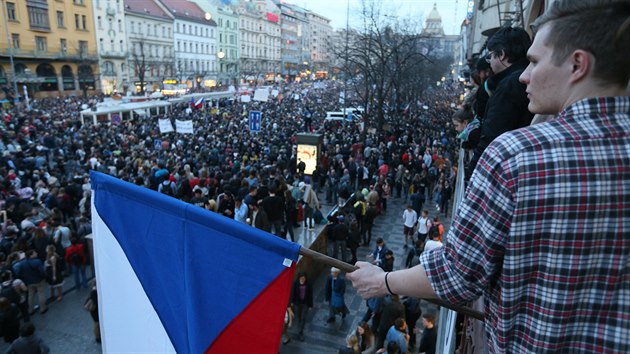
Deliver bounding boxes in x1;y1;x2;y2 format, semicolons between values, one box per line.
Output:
217;50;225;85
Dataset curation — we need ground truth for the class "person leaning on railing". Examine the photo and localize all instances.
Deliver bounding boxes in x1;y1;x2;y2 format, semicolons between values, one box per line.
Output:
347;1;630;352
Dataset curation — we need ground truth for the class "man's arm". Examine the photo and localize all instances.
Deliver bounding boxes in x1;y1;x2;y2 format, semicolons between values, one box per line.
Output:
346;261;438;300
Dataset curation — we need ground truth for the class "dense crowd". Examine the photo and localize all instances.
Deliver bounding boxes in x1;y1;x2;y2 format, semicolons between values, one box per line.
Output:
0;79;463;349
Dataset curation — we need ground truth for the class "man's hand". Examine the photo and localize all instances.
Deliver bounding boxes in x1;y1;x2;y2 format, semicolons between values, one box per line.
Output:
346;261;388;299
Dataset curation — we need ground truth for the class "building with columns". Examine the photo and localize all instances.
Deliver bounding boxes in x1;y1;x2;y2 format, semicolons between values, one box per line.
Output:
123;0;174;94
0;0;99;98
157;0;217;89
93;0;129;94
420;4;461;61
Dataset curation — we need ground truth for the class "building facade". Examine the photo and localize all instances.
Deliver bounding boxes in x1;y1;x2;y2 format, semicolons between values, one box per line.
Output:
238;0;281;83
93;0;128;94
123;0;174;93
158;0;217;89
306;11;332;78
0;0;99;98
189;0;239;86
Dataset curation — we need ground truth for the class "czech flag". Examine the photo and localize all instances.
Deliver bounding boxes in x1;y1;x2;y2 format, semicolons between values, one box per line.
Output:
90;172;299;353
193;97;205;109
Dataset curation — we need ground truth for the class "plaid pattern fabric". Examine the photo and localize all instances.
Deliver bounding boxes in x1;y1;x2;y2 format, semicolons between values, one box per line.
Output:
421;97;630;353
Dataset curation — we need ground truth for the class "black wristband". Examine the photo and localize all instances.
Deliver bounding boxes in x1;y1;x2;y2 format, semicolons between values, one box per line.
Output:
385;272;396;296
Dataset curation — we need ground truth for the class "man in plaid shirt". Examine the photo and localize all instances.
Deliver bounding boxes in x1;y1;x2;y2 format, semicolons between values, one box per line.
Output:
347;1;630;352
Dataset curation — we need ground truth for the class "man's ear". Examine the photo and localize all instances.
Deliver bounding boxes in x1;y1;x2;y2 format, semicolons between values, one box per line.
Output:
569;50;591;83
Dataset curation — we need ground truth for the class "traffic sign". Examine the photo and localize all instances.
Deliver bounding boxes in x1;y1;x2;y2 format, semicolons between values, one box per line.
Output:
249;111;262;132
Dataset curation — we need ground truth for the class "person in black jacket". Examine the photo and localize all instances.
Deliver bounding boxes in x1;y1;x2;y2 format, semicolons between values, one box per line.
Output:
418;313;437;354
469;27;534;176
290;272;313;341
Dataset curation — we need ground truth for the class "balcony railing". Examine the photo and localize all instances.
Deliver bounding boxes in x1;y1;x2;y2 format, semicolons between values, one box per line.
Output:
100;50;127;59
0;46;98;61
434;147;487;354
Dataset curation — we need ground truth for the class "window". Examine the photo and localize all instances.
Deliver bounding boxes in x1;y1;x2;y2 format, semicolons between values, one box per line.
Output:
99;38;104;51
56;11;64;27
97;16;102;29
79;40;88;56
110;39;114;51
82;15;87;30
35;36;47;52
11;33;19;49
118;19;122;32
130;21;134;33
162;26;165;37
75;14;79;29
147;23;150;36
60;38;67;54
108;18;112;30
176;23;180;33
103;61;114;75
177;41;180;51
154;24;158;36
73;0;85;4
27;3;50;30
182;24;186;33
6;2;16;21
119;40;123;52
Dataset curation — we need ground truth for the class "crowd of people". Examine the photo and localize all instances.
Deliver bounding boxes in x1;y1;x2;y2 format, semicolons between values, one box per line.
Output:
0;75;464;350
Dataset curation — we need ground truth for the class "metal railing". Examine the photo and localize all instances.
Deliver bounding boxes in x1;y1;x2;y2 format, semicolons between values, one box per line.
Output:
435;147;487;354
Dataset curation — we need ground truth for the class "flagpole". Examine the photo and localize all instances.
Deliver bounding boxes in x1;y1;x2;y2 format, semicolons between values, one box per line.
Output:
298;247;485;322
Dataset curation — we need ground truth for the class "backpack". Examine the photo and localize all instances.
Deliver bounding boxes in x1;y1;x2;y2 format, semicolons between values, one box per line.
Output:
429;223;441;240
160;182;174;197
0;281;21;305
69;248;83;265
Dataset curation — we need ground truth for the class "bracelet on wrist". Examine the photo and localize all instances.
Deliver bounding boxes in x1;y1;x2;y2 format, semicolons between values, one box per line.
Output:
385;272;396;296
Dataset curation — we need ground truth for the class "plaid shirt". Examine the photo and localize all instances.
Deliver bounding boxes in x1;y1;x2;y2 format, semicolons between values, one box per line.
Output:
421;97;630;353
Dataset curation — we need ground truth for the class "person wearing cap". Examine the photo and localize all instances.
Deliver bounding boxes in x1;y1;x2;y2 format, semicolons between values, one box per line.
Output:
325;267;347;324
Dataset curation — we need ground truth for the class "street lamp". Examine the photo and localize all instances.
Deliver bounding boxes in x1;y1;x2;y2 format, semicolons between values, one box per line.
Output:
217;51;225;85
204;12;212;21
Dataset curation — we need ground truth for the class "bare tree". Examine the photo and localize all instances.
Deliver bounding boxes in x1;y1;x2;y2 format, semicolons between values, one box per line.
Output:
334;0;453;140
132;41;148;95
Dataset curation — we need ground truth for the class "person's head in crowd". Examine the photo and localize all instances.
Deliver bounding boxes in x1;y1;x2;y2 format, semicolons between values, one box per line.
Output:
422;313;436;328
18;322;36;338
452;108;474;133
520;0;630;115
486;27;532;74
473;55;493;86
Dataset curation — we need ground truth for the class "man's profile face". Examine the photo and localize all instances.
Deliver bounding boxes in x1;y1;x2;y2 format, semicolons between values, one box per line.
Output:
519;24;570;115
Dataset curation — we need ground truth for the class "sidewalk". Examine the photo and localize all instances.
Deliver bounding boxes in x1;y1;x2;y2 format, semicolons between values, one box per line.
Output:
280;194;445;353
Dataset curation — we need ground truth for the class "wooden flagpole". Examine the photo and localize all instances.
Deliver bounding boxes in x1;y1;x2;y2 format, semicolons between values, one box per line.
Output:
299;247;484;322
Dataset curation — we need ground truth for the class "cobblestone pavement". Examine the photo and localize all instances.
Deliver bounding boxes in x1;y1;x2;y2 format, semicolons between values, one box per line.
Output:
0;193;447;353
280;193;447;354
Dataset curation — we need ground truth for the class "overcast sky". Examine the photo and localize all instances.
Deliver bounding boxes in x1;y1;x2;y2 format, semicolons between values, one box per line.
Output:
298;0;469;35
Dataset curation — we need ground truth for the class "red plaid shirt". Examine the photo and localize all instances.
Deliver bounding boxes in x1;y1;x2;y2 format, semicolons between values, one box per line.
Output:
421;97;630;353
